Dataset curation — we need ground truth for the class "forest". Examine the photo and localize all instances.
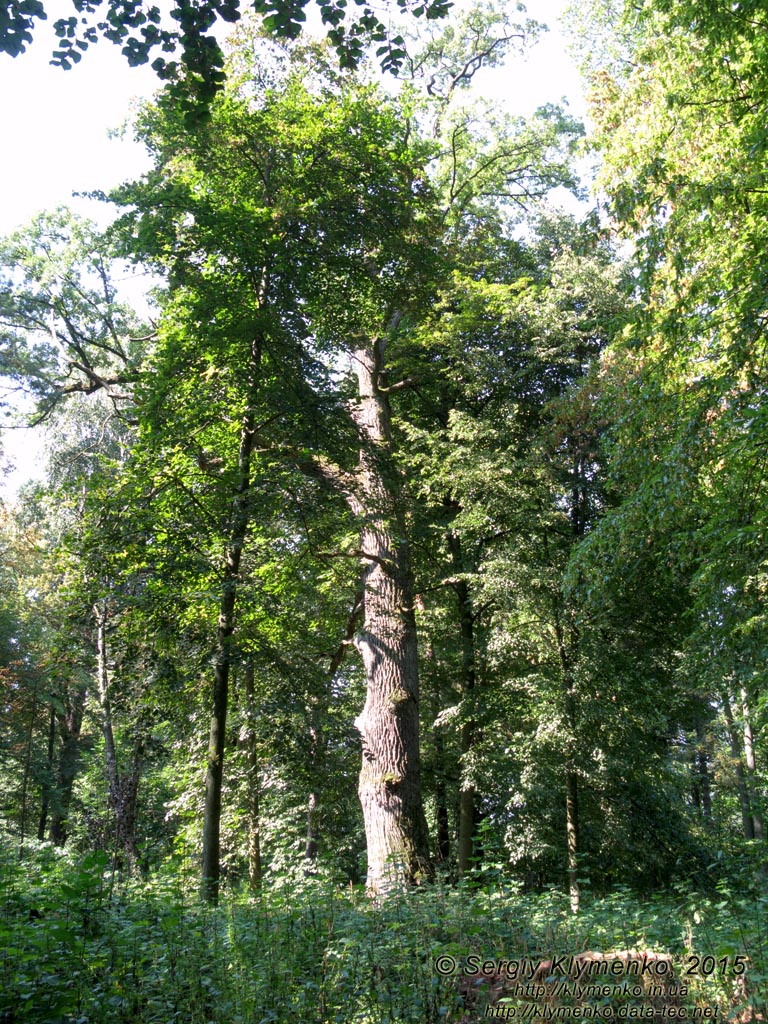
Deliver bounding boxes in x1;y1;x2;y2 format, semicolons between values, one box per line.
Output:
0;0;767;1021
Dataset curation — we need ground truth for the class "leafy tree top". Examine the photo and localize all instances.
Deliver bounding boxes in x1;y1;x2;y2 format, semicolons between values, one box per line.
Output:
0;0;453;106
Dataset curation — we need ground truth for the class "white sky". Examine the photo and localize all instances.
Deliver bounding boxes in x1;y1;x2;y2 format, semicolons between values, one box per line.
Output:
0;0;585;494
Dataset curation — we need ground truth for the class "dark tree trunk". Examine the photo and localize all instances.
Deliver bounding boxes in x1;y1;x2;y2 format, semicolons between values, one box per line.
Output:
201;334;263;903
201;607;233;900
18;687;38;860
350;337;432;894
433;727;450;864
449;534;477;877
698;748;713;820
242;663;263;891
559;468;588;915
94;600;145;870
692;720;712;822
301;593;363;877
556;597;580;915
49;684;86;846
305;791;319;865
304;718;321;871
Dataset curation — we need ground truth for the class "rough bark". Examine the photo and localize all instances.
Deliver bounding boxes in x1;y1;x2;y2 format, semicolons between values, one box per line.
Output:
349;337;432;894
201;332;263;903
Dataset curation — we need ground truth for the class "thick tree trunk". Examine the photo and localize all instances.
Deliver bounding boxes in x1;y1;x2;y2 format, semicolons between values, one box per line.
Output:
350;338;432;894
201;333;263;903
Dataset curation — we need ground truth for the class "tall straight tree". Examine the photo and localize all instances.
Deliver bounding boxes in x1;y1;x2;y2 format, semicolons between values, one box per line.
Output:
114;40;442;896
383;4;584;876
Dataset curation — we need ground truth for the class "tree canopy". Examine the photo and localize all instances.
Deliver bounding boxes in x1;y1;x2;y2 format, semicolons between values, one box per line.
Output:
1;0;453;103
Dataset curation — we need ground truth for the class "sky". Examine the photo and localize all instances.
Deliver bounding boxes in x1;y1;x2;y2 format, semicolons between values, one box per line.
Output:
0;0;585;495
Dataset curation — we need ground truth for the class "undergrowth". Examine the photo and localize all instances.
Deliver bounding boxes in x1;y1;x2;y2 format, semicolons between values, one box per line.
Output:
0;847;765;1024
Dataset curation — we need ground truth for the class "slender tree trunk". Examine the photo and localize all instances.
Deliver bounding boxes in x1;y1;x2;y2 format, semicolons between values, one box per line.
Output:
563;643;580;915
741;688;763;840
433;727;450;864
304;712;321;872
723;692;755;840
555;602;580;915
49;685;85;845
698;748;713;820
94;600;144;870
421;623;451;867
691;745;701;811
301;592;363;876
565;768;579;914
559;470;588;914
38;704;56;841
95;600;119;803
692;720;712;822
201;333;263;903
350;337;432;894
18;687;38;860
449;535;477;877
305;791;319;865
242;663;262;891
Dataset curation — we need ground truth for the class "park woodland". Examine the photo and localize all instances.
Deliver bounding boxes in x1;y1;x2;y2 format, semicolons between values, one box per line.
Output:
0;1;767;1021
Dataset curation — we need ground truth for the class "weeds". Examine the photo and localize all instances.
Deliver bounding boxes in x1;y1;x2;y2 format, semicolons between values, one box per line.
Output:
0;847;765;1024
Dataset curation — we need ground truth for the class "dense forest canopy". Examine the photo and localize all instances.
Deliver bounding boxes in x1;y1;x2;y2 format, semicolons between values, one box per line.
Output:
1;1;767;1021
